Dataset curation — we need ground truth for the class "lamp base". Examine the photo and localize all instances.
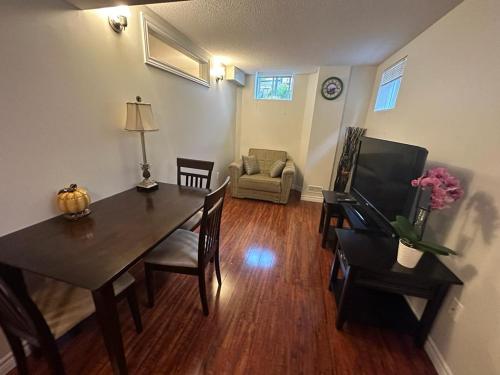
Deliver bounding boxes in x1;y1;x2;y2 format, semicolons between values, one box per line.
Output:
136;179;159;192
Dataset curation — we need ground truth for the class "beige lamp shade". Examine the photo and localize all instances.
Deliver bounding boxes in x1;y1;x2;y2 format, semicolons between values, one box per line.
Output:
125;102;159;132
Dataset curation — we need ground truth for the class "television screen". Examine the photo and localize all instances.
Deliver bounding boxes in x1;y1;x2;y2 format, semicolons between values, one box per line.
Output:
351;136;428;222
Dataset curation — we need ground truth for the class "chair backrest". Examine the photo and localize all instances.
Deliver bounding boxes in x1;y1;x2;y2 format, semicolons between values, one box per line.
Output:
0;277;64;373
248;149;287;174
177;158;214;189
198;177;230;267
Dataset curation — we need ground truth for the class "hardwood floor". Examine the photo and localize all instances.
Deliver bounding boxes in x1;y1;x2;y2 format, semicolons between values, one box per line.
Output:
11;192;437;375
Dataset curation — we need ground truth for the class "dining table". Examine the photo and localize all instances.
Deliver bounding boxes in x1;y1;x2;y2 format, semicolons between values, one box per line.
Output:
0;182;207;375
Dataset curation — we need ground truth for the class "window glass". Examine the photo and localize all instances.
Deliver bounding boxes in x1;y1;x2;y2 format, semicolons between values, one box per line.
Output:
255;74;294;101
374;57;407;111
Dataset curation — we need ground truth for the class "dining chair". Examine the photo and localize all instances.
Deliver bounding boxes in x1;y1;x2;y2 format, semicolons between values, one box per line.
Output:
177;158;214;231
0;272;141;375
144;177;229;315
0;276;65;375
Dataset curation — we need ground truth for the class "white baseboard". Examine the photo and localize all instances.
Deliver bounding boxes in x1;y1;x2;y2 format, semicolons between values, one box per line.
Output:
300;193;323;202
404;296;453;375
425;336;453;375
0;344;30;375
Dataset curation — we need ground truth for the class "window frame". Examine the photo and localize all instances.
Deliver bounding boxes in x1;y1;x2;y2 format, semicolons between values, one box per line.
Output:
254;73;294;101
374;57;407;112
141;13;210;87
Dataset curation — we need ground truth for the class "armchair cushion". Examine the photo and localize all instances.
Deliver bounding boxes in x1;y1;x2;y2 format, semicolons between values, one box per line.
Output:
249;149;286;174
239;173;281;193
242;155;260;175
269;160;286;177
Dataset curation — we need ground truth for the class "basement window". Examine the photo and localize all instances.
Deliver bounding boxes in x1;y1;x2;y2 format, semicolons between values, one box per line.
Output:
255;74;294;101
374;57;407;111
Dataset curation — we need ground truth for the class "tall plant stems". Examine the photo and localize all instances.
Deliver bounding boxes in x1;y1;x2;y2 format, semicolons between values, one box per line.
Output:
334;127;366;192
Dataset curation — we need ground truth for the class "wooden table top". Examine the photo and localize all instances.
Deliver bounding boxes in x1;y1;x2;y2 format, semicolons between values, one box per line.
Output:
0;183;206;291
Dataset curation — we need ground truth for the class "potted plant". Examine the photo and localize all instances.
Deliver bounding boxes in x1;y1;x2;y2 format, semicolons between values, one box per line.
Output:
391;215;457;268
411;167;464;239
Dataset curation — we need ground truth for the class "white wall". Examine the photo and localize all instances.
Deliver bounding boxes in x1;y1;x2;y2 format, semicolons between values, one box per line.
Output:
236;67;372;195
0;0;237;369
237;73;311;185
0;0;237;236
363;0;500;374
301;66;351;197
330;65;376;189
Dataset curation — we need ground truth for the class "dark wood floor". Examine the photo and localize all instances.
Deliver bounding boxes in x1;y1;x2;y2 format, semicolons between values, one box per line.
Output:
12;192;437;375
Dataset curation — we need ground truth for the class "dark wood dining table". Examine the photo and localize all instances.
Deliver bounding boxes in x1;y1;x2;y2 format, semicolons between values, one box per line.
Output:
0;183;207;375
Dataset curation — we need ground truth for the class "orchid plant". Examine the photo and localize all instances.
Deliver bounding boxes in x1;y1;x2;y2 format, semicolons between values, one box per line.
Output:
391;167;464;254
411;167;464;210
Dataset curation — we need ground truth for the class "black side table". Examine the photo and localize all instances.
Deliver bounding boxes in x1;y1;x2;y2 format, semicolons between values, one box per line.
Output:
330;229;463;346
319;191;345;248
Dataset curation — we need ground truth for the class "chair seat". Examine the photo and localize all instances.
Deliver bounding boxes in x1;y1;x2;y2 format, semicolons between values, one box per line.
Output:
238;173;281;193
144;229;199;268
179;209;203;230
29;272;135;339
113;272;135;295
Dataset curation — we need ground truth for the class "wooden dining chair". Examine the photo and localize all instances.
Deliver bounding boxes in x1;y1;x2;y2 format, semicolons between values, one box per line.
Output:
0;272;141;375
0;276;65;375
177;158;214;231
144;177;229;315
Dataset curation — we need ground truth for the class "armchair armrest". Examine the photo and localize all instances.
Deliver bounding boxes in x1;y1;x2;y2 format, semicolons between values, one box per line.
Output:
280;160;295;204
229;160;244;177
228;160;244;197
282;160;296;177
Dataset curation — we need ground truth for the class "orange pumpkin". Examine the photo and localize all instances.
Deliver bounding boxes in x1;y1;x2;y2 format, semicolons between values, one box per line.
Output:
57;184;91;214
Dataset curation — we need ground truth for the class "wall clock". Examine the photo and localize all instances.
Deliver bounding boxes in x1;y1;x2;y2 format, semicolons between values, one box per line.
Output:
321;77;343;100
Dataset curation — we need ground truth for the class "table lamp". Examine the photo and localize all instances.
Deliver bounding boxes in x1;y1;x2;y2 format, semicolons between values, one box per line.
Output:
125;96;159;191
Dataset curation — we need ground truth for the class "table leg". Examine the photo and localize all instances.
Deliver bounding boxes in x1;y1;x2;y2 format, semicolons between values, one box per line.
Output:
337;213;344;229
415;284;450;347
92;283;128;375
319;201;326;233
335;266;356;330
328;249;340;291
321;205;332;248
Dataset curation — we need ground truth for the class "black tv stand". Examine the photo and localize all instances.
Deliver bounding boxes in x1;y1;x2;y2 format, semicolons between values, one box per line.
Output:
329;229;463;347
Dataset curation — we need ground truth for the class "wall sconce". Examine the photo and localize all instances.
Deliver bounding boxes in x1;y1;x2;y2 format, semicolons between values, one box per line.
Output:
109;14;128;33
212;62;225;83
99;6;130;33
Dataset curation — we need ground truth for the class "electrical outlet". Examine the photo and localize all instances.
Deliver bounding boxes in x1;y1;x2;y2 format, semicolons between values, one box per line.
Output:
448;297;464;322
216;171;220;184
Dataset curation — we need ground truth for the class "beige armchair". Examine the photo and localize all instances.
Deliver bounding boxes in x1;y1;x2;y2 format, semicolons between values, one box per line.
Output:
229;148;296;204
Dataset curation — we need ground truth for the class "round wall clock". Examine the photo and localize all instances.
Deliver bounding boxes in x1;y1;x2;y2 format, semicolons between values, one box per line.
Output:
321;77;343;100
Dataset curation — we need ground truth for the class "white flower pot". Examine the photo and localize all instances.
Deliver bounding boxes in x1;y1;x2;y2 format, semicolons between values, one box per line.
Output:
397;240;423;268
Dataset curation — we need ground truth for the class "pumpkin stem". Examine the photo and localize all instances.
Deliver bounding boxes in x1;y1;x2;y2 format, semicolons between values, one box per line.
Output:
57;184;78;195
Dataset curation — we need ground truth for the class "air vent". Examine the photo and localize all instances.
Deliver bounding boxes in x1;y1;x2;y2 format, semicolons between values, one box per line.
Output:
226;65;246;87
307;185;323;193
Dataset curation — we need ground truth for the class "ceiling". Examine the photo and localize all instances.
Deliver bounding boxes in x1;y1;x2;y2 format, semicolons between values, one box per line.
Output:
150;0;462;73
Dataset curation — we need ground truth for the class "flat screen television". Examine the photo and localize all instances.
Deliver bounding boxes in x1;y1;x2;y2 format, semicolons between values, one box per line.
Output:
350;136;428;226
